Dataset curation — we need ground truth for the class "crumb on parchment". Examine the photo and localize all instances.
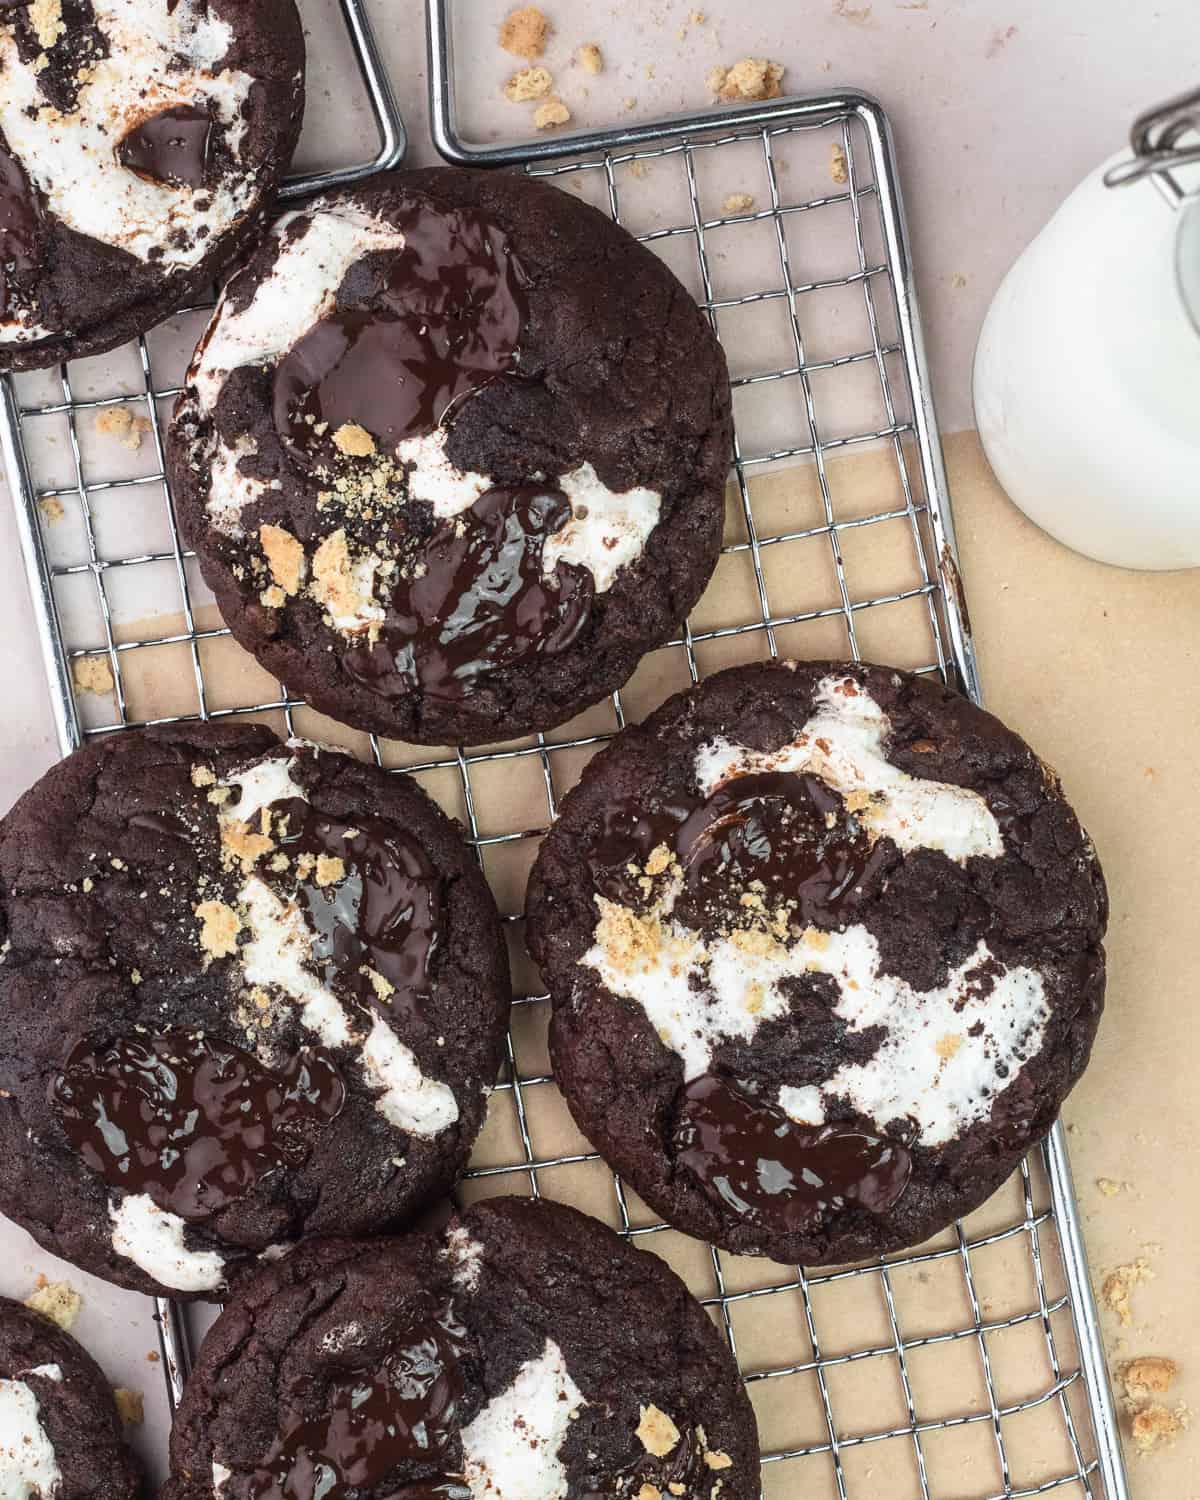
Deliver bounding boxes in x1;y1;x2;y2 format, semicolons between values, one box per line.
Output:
499;5;548;59
1101;1258;1154;1327
534;97;571;130
25;1278;80;1331
94;406;151;451
709;58;785;102
830;142;849;183
113;1388;144;1426
577;42;603;74
71;655;114;697
722;193;754;214
504;64;553;101
1131;1403;1189;1455
1120;1356;1179;1401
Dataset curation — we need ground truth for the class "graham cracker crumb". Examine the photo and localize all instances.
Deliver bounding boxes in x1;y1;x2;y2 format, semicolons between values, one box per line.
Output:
833;0;873;20
1131;1403;1189;1455
29;0;65;51
669;1488;686;1498
499;5;549;59
745;981;765;1016
722;192;754;213
332;422;376;457
714;57;785;102
362;966;395;1002
534;97;571;130
637;1404;681;1458
259;584;286;609
577;42;603;74
1121;1357;1179;1401
935;1033;962;1061
259;524;306;596
269;852;289;873
311;529;373;625
593;899;665;975
704;1450;733;1471
315;854;345;887
830;142;849;183
636;1487;661;1500
25;1279;80;1331
113;1388;144;1426
194;899;241;960
38;496;64;526
190;765;215;787
629;160;649;179
644;844;673;878
220;819;273;873
207;786;231;806
1102;1259;1154;1327
1097;1177;1128;1198
706;65;727;95
72;655;114;697
94;406;149;451
504;65;553;101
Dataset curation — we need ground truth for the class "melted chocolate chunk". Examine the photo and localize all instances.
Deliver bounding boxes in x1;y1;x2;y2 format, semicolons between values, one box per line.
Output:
117;105;213;189
272;201;527;465
675;1075;911;1232
0;140;41;318
54;1031;345;1221
595;771;888;929
126;808;192;843
270;799;443;1016
346;486;593;702
247;1305;468;1500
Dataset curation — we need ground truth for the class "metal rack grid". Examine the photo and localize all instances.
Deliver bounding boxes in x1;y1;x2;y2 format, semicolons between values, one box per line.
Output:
1;15;1128;1499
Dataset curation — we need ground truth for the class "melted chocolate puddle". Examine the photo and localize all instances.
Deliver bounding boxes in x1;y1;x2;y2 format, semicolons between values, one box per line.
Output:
0;139;41;319
272;201;528;466
269;799;443;1017
594;770;889;928
247;1306;469;1500
345;485;593;701
54;1031;345;1221
118;105;212;188
675;1074;912;1232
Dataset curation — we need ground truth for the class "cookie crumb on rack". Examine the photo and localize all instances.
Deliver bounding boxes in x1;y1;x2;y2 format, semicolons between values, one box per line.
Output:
709;58;785;102
534;97;571;129
504;64;553;101
71;655;114;697
113;1388;144;1427
94;406;151;451
499;5;549;59
1096;1176;1128;1197
25;1277;81;1331
830;142;849;183
722;193;754;214
1101;1258;1154;1326
1131;1403;1190;1455
577;42;603;74
38;495;65;526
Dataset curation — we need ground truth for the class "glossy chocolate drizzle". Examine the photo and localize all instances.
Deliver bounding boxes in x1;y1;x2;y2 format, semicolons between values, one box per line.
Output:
0;139;41;318
117;105;212;188
675;1074;912;1231
346;485;593;701
270;799;443;1015
54;1031;345;1221
272;200;528;465
247;1305;469;1500
594;769;889;928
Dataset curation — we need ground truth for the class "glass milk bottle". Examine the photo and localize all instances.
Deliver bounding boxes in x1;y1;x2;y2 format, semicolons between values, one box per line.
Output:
973;91;1200;571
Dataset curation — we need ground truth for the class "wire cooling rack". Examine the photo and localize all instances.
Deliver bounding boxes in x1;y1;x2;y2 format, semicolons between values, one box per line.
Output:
0;3;1129;1492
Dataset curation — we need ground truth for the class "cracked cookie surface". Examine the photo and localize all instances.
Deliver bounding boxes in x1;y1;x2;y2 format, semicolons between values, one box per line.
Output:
163;1196;759;1500
0;722;510;1298
0;0;304;372
168;168;731;745
526;660;1108;1265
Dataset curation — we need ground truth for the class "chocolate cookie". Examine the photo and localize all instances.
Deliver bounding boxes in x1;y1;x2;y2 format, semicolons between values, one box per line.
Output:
167;168;731;745
163;1196;759;1499
0;1295;143;1499
0;723;510;1298
525;661;1107;1265
0;0;304;372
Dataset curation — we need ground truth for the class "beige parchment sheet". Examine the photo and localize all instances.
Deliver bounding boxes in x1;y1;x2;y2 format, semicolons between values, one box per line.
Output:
26;432;1179;1496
